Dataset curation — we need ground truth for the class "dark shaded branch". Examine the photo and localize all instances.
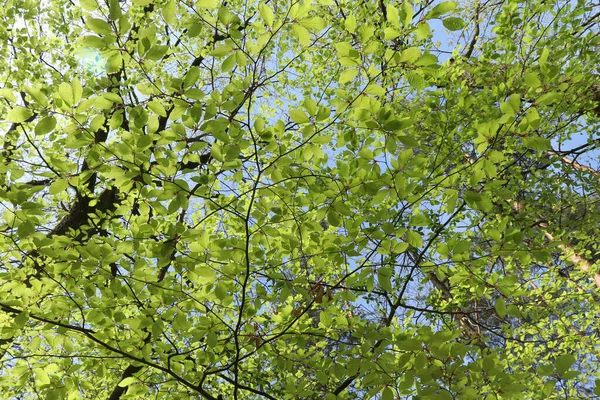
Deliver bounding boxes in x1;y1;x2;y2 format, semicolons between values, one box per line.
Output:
107;364;144;400
464;2;481;58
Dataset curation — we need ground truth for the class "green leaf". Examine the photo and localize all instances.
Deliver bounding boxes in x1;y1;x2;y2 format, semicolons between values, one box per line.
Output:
383;118;407;131
407;72;426;89
415;53;438;66
327;210;341;227
500;101;516;116
80;35;105;48
102;92;123;104
232;51;245;67
443;17;465;31
167;195;181;214
344;15;356;33
146;45;169;60
49;179;69;194
290;109;309;124
107;53;122;73
217;7;235;24
358;148;373;159
415;22;431;39
524;72;541;88
427;1;458;19
406;230;422;248
25;87;49;107
58;82;74;106
90;115;105;131
34;369;50;385
304;97;317;116
464;190;481;205
6;107;33;123
80;0;97;10
300;17;326;31
72;79;83;104
494;297;507;318
482;356;495;373
148;100;167;117
259;3;274;27
523;136;551;150
221;54;237;72
184;66;200;88
35;116;57;135
118;377;138;387
108;0;122;20
189;267;216;284
393;242;409;254
399;47;421;63
381;387;394;400
210;45;232;57
0;88;16;102
339;69;358;84
384;27;401;40
162;0;176;24
184;88;205;100
396;135;419;147
555;354;576;376
293;24;310;47
211;144;223;161
387;4;399;28
86;17;112;35
196;0;218;9
401;2;414;27
14;311;29;327
397;338;421;351
536;92;561;106
377;267;393;292
539;47;549;69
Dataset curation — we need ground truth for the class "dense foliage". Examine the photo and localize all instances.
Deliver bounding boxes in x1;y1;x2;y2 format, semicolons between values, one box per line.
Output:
1;0;599;398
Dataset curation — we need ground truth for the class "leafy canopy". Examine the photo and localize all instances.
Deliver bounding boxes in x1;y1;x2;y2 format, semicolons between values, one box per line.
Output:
0;0;599;398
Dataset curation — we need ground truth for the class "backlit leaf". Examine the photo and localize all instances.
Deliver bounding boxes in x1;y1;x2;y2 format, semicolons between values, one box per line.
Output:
399;47;421;63
6;107;33;123
293;24;310;46
35;116;57;135
427;1;458;19
259;4;274;27
290;109;309;124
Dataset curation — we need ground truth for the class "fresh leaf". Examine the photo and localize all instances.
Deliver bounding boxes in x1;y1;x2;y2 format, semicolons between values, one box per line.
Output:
6;107;33;123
